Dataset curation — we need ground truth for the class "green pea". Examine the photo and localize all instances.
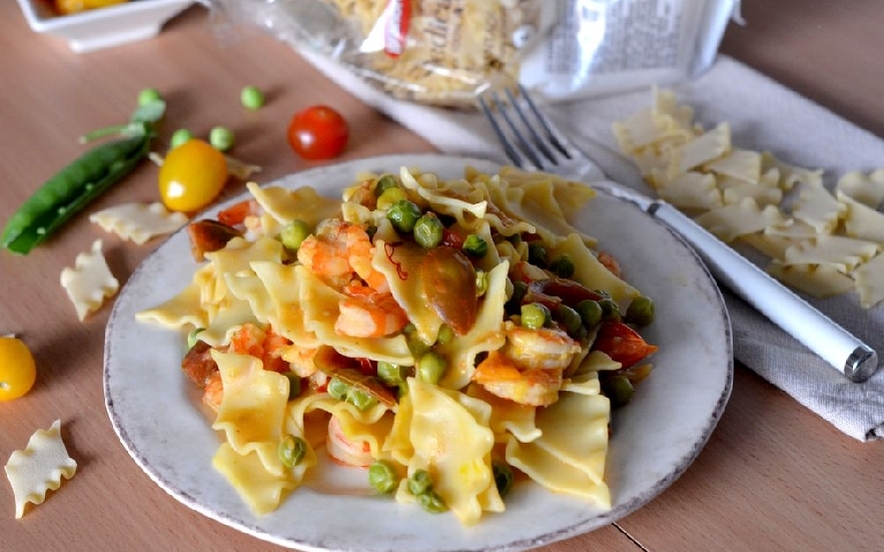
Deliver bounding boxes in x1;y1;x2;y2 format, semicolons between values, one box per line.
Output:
417;351;447;385
368;461;400;494
347;387;379;411
404;324;431;357
170;128;193;149
138;88;162;107
407;469;434;496
527;242;548;267
549;254;575;278
436;324;455;346
417;490;448;513
240;85;265;110
186;327;205;349
492;460;514;498
376;186;407;211
577;300;603;328
475;270;489;297
413;213;444;249
278;434;307;468
387;199;422;233
625;296;655;326
554;304;583;337
603;375;635;408
209;126;234;152
462;234;488;258
377;362;407;386
284;372;302;400
373;175;398;197
599;298;621;322
281;219;311;251
505;280;528;314
520;302;550;330
327;377;350;400
506;233;523;247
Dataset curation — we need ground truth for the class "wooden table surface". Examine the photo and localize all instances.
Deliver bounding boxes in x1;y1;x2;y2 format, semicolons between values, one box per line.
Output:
2;2;882;551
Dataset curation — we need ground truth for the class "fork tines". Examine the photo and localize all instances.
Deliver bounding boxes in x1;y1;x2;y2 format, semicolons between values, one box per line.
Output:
478;83;573;172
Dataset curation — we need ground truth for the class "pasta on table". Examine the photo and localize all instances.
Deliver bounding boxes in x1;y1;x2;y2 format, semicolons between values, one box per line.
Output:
136;165;658;526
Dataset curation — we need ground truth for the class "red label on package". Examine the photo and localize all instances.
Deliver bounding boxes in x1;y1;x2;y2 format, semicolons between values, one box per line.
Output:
384;0;410;58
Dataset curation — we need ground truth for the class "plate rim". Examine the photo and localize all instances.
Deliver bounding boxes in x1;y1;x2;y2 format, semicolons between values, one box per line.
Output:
104;153;734;551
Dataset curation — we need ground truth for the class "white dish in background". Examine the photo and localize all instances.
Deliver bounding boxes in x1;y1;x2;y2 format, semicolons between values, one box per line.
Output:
16;0;195;53
104;154;733;551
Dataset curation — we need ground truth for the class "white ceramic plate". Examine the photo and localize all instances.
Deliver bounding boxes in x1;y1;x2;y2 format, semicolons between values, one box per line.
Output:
105;154;733;551
16;0;194;54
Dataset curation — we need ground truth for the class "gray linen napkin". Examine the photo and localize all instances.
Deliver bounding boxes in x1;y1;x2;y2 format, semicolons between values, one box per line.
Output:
299;49;884;441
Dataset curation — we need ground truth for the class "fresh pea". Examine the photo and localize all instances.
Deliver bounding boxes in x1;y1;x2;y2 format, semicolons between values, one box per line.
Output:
377;362;407;386
599;297;621;322
278;434;307;468
376;186;407;211
435;324;455;346
209;126;234;152
417;352;447;385
417;490;448;513
407;469;434;496
603;375;635;408
138;88;163;106
373;175;398;197
520;302;550;330
576;299;604;329
462;234;488;258
327;377;350;400
281;220;311;251
413;213;444;248
554;304;583;337
625;296;655;326
527;242;548;267
368;460;400;494
186;327;205;349
347;387;379;411
387;199;421;233
240;85;265;110
549;254;575;278
170;128;193;149
492;460;514;498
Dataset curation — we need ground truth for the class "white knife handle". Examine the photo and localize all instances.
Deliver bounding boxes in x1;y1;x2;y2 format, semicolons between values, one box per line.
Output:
649;201;879;383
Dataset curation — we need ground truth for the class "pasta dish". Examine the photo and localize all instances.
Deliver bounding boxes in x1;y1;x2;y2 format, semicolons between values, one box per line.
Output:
135;165;658;527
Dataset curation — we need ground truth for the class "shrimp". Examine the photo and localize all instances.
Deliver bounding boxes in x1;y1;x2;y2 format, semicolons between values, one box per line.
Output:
334;283;408;338
502;324;582;371
227;323;292;373
470;323;580;406
326;415;373;467
297;219;389;292
471;351;563;407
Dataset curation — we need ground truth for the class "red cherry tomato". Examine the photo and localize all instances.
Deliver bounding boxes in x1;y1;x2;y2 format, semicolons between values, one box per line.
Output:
593;321;658;369
286;105;349;160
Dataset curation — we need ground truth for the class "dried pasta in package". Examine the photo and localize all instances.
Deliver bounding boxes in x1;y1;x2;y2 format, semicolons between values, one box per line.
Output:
206;0;743;106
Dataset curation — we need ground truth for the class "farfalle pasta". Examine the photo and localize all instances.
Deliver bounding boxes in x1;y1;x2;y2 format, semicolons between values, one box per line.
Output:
136;165;658;526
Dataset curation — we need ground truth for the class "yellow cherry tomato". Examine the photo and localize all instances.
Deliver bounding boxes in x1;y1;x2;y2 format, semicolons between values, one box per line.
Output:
0;337;37;402
55;0;128;16
158;139;229;213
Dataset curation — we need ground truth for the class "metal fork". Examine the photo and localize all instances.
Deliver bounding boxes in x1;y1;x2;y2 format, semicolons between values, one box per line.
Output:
479;84;878;383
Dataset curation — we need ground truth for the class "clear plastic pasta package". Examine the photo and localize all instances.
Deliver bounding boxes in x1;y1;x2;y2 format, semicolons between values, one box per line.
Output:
206;0;742;106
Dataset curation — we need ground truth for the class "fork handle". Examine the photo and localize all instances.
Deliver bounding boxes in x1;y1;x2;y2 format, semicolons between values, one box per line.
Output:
648;201;879;383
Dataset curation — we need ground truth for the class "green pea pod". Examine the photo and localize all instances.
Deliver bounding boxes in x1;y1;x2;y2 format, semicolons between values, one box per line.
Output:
1;135;150;255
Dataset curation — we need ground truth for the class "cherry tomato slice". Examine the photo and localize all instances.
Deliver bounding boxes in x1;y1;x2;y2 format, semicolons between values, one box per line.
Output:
0;337;37;402
158;139;229;213
593;321;658;369
421;246;477;335
286;105;349;161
